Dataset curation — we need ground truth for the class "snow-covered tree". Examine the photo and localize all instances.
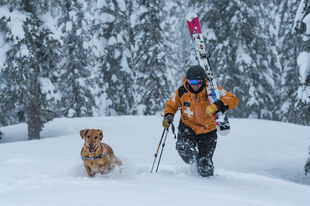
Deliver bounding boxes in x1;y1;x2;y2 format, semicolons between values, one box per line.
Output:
166;0;193;89
294;0;310;125
87;0;135;116
306;146;310;175
276;0;302;124
0;0;61;139
293;0;310;174
133;0;173;115
57;0;95;118
187;0;286;121
1;0;310;130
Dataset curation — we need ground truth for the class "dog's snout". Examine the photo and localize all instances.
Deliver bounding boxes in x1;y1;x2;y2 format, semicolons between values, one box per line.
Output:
89;143;94;147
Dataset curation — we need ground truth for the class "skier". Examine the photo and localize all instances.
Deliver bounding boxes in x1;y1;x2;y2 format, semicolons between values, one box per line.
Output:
162;65;239;177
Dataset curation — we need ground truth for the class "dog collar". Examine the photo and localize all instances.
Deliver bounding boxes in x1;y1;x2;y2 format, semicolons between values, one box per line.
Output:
80;142;107;160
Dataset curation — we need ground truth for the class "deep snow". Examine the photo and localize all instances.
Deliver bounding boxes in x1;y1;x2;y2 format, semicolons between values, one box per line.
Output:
0;115;310;206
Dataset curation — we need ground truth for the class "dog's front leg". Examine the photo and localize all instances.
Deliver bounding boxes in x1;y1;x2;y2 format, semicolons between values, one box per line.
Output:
84;164;93;177
99;161;109;174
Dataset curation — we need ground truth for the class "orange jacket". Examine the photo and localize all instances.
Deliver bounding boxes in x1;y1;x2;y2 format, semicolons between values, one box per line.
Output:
164;77;239;135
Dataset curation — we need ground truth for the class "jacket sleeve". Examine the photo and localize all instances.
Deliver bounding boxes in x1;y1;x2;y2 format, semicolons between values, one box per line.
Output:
164;89;182;117
218;85;239;110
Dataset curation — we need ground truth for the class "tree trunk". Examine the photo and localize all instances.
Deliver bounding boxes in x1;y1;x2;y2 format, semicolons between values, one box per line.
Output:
28;63;40;140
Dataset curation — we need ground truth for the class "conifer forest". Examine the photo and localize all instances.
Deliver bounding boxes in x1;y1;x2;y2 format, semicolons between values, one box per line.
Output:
0;0;310;139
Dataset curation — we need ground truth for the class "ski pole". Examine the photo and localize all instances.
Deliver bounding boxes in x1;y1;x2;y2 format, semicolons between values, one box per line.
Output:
151;128;167;173
155;128;169;173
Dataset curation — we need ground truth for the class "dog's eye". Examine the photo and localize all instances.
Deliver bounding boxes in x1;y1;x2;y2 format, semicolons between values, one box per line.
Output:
94;136;98;139
87;136;90;138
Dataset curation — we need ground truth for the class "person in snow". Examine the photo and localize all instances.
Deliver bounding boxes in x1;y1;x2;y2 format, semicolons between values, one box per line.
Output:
162;65;238;177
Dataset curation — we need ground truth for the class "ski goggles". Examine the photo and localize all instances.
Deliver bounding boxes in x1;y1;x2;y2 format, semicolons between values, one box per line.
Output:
188;79;202;85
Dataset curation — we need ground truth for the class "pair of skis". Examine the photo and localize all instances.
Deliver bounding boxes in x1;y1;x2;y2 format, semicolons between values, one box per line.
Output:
186;12;230;136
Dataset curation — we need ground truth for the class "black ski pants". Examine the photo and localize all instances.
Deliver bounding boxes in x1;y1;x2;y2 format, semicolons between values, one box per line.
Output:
175;121;217;176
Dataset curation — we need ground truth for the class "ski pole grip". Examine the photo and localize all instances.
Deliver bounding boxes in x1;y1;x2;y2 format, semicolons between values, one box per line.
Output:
167;116;173;124
166;115;173;124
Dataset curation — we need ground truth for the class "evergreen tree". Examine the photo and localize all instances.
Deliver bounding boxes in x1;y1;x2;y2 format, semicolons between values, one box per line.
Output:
0;0;61;139
188;0;282;120
276;0;302;124
57;0;95;117
87;0;135;116
305;160;310;175
166;0;193;88
294;0;310;125
133;0;173;115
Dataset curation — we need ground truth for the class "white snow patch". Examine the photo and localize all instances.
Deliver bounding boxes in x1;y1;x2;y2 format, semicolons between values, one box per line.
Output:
303;13;310;35
0;117;310;206
68;108;76;118
263;71;275;88
39;78;56;100
130;13;138;28
136;104;146;115
66;21;73;32
100;13;115;23
18;44;30;58
116;0;126;11
111;74;118;82
108;36;117;45
297;52;310;84
117;33;125;44
281;100;290;113
97;0;107;8
114;49;121;59
247;86;259;106
236;41;252;65
293;0;306;32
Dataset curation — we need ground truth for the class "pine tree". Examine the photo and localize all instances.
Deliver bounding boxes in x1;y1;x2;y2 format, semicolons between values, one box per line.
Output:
188;0;282;120
166;0;193;88
0;0;61;140
276;0;302;124
294;0;310;125
57;0;95;117
133;0;173;115
86;0;135;116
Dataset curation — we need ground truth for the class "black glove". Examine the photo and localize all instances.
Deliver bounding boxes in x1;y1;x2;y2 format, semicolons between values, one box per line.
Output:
162;114;174;128
215;100;229;113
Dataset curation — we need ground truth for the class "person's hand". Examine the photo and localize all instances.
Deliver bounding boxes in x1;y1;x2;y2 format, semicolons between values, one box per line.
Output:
162;114;174;128
205;103;219;116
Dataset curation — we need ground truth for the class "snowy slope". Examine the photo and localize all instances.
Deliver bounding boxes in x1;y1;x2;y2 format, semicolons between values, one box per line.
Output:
0;116;310;206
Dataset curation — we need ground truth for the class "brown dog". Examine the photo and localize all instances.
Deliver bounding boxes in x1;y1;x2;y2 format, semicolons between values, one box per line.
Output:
80;129;122;177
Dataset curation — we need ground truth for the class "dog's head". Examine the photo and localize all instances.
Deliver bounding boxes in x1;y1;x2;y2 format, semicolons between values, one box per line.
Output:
80;129;103;154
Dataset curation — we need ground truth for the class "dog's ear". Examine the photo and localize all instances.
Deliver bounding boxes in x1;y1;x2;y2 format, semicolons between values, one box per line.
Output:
98;129;103;140
80;129;89;139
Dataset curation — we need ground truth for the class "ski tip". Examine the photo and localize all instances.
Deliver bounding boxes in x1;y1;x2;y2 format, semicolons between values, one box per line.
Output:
217;128;230;136
186;12;198;21
216;124;230;136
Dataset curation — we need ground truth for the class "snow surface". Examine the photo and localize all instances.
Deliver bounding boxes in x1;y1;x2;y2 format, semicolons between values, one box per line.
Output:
0;115;310;206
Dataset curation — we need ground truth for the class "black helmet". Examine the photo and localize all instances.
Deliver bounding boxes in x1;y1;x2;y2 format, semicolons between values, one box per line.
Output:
186;65;206;80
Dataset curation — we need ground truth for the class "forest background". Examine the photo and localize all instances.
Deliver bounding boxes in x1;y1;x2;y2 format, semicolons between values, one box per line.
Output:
0;0;310;140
